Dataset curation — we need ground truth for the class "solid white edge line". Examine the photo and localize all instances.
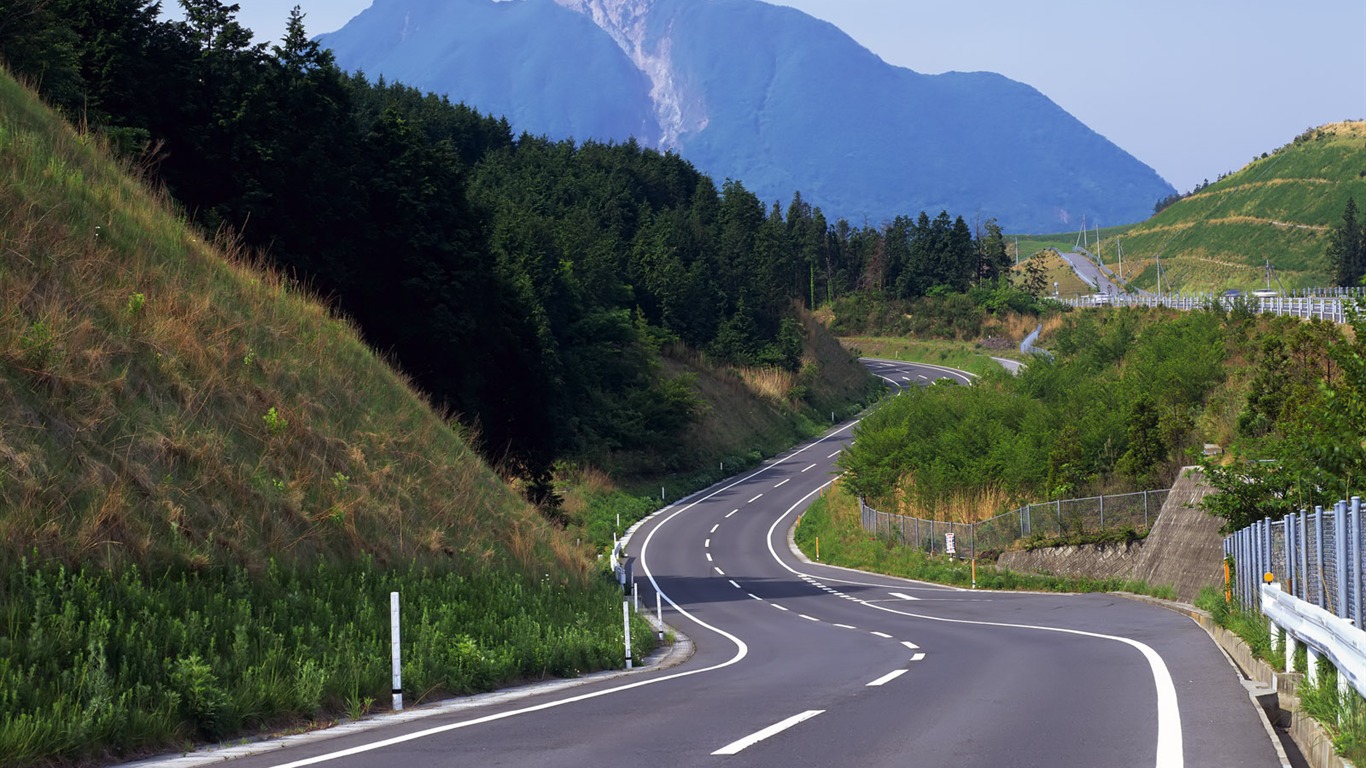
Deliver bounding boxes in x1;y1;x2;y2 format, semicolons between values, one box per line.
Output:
712;710;825;755
762;485;1184;768
866;670;908;687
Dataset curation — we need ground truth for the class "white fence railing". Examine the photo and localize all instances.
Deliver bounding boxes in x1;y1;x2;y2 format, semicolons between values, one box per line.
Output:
1226;498;1366;698
1064;293;1349;323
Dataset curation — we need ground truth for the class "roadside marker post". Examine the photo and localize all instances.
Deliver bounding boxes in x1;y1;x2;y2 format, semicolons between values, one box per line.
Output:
623;600;633;670
656;592;664;642
633;580;639;612
390;591;403;712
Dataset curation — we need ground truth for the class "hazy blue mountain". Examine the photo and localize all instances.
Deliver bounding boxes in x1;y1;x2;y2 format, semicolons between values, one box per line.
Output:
320;0;1175;232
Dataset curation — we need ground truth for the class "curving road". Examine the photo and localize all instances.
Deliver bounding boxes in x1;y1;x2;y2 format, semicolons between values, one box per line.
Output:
169;360;1279;768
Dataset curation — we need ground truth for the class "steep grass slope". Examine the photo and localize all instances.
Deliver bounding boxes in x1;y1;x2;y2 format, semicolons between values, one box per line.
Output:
1106;122;1366;291
0;69;660;766
0;69;581;575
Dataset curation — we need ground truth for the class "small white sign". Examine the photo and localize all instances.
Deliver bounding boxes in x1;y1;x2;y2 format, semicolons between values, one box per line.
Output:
945;532;956;555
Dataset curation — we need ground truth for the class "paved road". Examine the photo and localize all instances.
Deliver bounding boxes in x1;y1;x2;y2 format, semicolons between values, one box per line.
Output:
1062;250;1127;296
166;360;1279;768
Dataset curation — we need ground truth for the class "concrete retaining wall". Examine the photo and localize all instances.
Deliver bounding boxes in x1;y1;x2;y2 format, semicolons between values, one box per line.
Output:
997;467;1227;602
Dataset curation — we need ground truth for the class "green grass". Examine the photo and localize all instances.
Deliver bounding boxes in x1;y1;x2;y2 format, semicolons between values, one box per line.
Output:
794;485;1175;597
0;558;655;766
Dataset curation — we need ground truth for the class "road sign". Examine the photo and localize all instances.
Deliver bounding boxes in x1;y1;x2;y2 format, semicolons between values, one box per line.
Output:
945;532;956;555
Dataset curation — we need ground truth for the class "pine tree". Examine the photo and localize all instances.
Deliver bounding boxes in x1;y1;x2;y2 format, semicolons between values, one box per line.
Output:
1329;196;1363;286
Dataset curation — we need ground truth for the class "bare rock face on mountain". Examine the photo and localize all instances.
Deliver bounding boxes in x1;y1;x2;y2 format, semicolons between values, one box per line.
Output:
320;0;1175;232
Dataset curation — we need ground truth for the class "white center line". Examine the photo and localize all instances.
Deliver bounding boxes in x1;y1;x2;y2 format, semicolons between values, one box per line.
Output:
774;478;790;488
706;553;713;562
772;604;789;612
826;451;840;459
834;623;857;630
797;614;819;622
870;631;892;639
801;463;817;472
710;524;720;534
714;566;725;576
748;494;764;503
867;670;908;687
705;538;711;548
910;652;926;662
712;710;825;756
902;641;920;650
729;580;742;589
748;593;762;600
889;592;920;601
726;509;738;518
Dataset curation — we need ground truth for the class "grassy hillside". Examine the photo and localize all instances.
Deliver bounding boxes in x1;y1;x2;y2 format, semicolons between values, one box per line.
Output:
0;69;656;765
1023;122;1366;293
0;69;580;575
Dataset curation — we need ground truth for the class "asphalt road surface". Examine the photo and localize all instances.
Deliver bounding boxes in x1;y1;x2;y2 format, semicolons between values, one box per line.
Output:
168;359;1279;768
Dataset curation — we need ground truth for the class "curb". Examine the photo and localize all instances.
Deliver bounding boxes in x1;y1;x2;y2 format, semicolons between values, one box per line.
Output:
1121;593;1356;768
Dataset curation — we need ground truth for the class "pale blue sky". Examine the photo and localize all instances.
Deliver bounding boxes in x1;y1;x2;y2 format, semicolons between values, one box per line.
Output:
217;0;1365;195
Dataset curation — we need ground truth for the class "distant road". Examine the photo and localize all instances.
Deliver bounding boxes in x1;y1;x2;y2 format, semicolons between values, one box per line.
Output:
1059;250;1129;296
178;360;1280;768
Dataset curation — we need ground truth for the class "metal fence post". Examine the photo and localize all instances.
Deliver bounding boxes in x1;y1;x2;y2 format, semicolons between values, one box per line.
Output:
1315;506;1326;610
1144;490;1149;528
1336;500;1349;619
1299;509;1310;602
1100;494;1105;530
1284;511;1296;595
1353;497;1363;628
1056;499;1062;537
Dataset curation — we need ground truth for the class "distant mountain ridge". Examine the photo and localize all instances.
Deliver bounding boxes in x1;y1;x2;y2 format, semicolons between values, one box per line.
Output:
320;0;1175;232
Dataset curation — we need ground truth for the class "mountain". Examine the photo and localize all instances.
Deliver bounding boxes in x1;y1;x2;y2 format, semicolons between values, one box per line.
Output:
318;0;1175;233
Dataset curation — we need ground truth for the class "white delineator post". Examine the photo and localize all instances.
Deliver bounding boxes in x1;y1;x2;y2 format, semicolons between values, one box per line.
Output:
623;600;633;670
656;592;664;642
390;591;403;712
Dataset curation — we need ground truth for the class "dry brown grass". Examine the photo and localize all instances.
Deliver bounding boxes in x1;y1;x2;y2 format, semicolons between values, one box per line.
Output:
890;482;1017;524
0;70;588;579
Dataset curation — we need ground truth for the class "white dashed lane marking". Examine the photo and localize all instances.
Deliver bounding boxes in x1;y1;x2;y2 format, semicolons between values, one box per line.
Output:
748;494;764;503
801;464;817;472
867;670;907;687
774;478;790;488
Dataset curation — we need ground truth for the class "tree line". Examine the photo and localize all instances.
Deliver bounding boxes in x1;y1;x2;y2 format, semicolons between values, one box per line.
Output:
1;0;1030;499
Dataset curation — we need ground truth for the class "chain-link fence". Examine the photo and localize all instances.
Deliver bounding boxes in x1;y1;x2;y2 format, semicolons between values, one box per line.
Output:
859;489;1169;560
1226;497;1365;630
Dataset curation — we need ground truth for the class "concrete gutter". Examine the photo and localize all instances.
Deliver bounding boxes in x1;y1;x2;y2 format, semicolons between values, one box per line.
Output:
1123;593;1356;768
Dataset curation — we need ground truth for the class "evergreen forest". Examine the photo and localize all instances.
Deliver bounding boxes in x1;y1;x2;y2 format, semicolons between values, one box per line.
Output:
1;0;1035;501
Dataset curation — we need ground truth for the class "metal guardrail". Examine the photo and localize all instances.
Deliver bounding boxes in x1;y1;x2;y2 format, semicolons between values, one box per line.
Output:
859;489;1168;559
1063;293;1349;323
1226;498;1366;697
